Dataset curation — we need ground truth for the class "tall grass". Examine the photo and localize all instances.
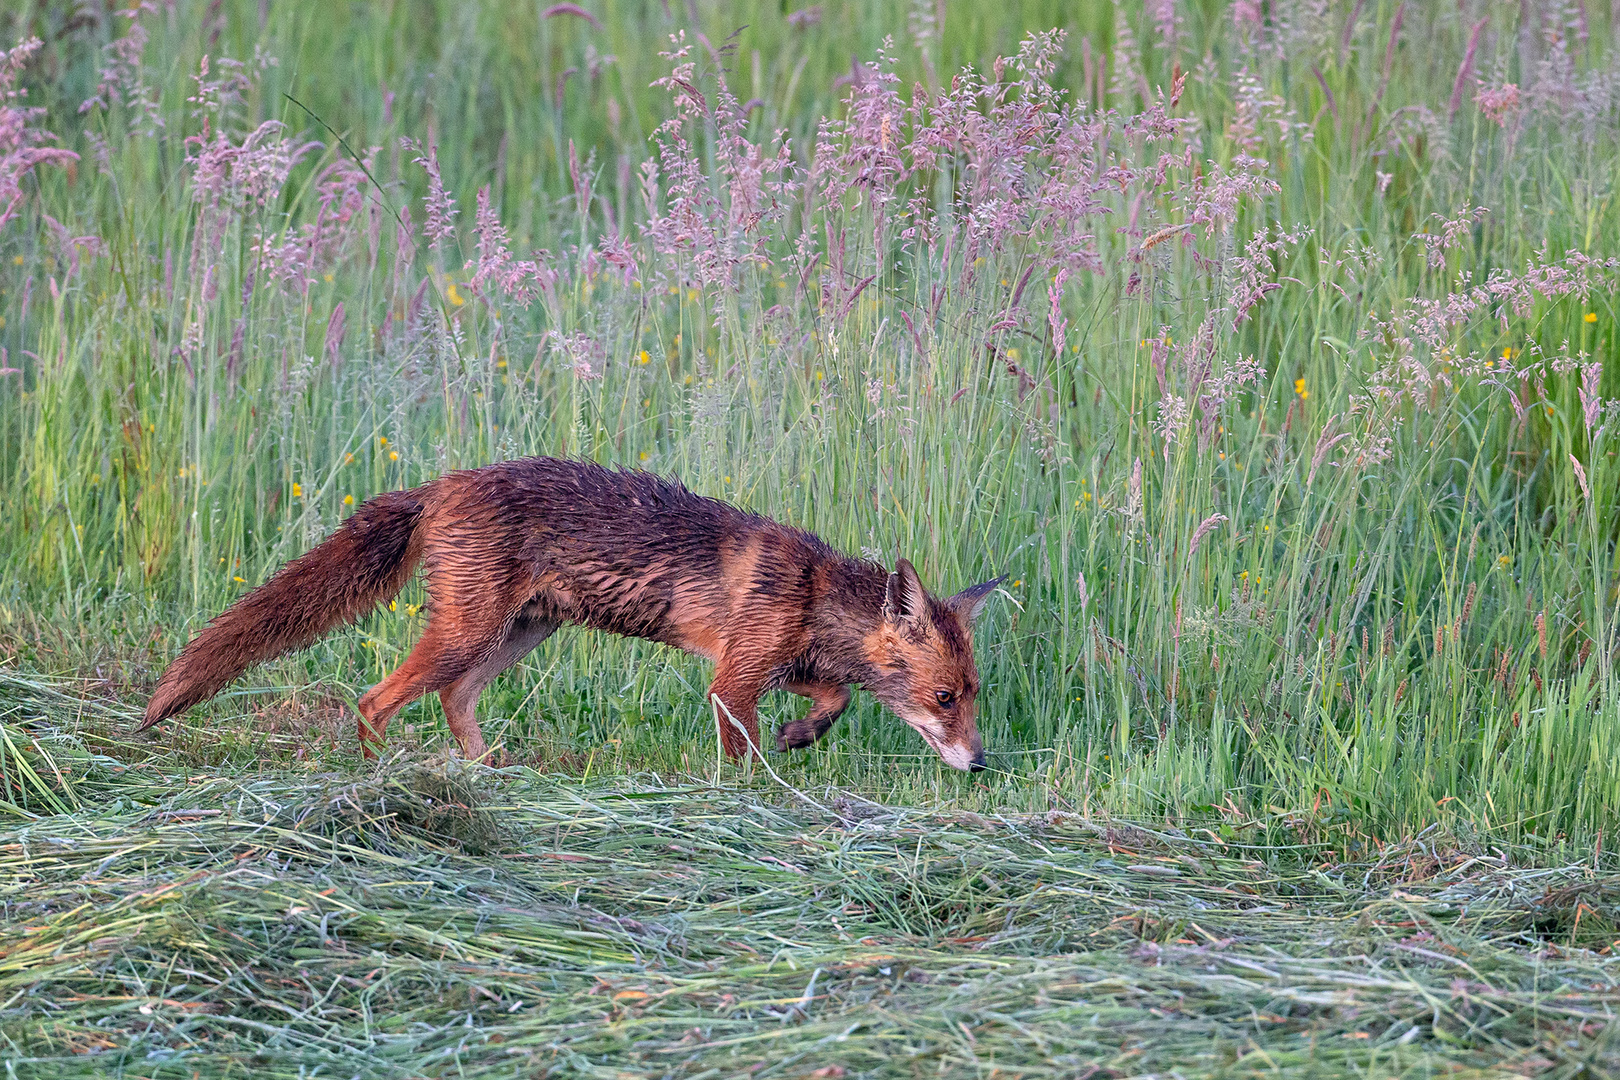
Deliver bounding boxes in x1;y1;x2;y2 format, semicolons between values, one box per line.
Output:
0;1;1616;844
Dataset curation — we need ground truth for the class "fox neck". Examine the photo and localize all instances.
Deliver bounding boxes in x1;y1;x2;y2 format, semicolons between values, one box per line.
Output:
800;556;900;690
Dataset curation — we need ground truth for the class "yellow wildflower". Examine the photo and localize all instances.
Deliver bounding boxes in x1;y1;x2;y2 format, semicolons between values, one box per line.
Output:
343;494;354;505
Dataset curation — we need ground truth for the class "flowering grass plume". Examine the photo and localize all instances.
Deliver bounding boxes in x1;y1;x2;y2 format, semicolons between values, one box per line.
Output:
1;39;78;231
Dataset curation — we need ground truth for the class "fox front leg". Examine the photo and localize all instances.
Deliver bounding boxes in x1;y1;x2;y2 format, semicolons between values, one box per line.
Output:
776;682;852;751
708;662;769;761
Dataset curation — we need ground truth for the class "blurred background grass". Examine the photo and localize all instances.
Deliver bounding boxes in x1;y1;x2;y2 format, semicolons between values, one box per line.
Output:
0;0;1616;850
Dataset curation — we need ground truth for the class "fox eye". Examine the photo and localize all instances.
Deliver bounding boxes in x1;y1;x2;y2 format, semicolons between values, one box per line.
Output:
935;689;955;707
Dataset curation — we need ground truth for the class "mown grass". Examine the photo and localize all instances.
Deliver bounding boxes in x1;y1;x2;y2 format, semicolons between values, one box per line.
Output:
3;671;1620;1077
0;0;1617;854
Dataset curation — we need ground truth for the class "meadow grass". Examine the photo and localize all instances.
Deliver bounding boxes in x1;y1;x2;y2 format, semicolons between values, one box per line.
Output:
0;0;1616;855
4;5;1620;1074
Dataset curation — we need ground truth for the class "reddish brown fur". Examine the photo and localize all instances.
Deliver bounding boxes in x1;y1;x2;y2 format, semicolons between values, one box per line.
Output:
139;458;1003;770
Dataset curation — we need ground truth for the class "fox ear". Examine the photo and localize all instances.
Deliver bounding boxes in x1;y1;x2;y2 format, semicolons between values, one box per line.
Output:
884;558;929;625
947;574;1006;624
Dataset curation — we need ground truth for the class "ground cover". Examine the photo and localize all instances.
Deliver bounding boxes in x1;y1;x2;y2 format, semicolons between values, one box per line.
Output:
4;672;1619;1077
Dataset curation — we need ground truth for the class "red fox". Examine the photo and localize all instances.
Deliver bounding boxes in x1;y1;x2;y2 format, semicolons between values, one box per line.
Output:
138;458;1003;770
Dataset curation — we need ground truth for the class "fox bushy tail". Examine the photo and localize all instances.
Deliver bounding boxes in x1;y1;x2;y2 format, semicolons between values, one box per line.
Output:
138;490;426;731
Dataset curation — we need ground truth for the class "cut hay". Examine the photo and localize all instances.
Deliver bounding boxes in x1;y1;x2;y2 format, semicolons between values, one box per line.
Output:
3;727;1617;1077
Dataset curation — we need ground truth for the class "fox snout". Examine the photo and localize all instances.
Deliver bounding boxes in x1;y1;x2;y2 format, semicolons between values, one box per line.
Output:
933;729;987;772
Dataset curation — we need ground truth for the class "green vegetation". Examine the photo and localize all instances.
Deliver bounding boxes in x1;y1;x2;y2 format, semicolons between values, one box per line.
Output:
4;670;1619;1076
4;0;1618;844
1;1;1618;1071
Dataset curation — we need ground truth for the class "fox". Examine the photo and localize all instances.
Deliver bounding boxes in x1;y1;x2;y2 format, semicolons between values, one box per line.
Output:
137;457;1004;771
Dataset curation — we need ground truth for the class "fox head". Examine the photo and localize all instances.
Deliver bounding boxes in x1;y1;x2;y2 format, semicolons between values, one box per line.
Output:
864;559;1004;772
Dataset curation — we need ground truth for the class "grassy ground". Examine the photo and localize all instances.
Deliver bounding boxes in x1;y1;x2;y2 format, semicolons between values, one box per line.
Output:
1;0;1619;1072
5;669;1620;1078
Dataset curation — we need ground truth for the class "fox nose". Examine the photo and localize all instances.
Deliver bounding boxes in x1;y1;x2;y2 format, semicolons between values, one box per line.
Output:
968;750;987;772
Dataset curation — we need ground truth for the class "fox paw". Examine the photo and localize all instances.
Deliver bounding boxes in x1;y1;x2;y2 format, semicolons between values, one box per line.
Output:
775;718;819;751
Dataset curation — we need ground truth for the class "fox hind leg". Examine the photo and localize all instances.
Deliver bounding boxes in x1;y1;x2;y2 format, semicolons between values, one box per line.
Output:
357;624;470;757
438;615;559;763
775;682;852;751
355;613;507;758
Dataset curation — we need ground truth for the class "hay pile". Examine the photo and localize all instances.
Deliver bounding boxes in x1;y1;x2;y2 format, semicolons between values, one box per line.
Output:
2;674;1618;1077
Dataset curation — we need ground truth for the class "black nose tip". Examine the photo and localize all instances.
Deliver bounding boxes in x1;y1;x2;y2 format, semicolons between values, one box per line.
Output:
969;753;987;773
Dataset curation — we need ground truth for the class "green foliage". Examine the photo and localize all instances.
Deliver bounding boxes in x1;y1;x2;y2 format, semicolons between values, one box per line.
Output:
0;0;1616;848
